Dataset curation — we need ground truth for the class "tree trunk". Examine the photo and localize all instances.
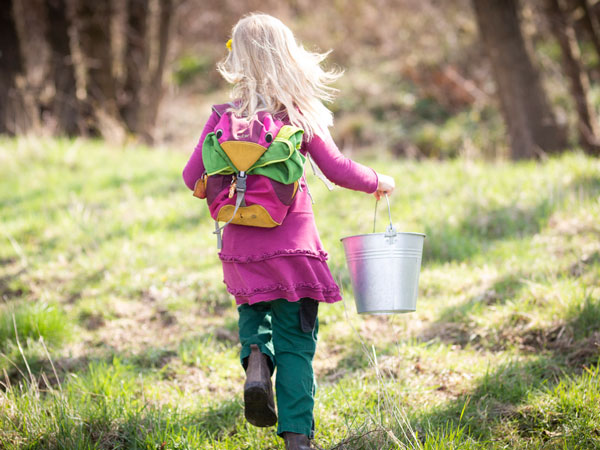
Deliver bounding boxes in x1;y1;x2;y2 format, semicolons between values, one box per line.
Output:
121;0;149;133
139;0;173;143
45;0;81;135
576;0;600;64
547;0;600;154
75;0;124;140
472;0;567;159
0;0;24;135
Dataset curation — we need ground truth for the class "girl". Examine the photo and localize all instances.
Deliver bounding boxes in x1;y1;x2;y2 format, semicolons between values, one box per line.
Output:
183;13;395;450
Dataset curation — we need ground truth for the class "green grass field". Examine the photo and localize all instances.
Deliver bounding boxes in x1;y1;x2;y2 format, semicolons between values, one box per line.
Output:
1;137;599;449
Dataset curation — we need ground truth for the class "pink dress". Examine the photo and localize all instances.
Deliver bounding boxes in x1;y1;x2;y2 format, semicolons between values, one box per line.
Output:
183;108;378;305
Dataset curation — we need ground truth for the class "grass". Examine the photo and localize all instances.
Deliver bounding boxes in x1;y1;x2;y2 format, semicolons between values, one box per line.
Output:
0;136;599;449
0;301;70;349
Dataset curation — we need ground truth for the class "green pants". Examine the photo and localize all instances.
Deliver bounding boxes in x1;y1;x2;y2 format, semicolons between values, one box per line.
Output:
238;298;319;438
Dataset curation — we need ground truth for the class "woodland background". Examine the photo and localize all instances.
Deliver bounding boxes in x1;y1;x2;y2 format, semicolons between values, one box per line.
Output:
1;0;599;159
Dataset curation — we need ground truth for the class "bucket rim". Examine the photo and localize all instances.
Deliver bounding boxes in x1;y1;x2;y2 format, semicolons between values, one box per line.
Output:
357;308;416;314
340;231;426;242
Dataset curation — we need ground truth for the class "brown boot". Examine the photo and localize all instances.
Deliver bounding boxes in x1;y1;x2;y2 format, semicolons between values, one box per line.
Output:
282;432;314;450
244;344;277;427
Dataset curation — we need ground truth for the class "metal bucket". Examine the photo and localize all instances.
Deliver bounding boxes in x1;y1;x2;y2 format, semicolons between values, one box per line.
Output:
340;196;425;314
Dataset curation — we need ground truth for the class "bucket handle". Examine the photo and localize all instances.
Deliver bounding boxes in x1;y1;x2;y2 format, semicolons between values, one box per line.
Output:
373;193;396;237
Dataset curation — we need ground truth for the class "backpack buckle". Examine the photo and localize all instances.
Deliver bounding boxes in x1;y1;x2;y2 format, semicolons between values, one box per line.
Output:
236;171;247;193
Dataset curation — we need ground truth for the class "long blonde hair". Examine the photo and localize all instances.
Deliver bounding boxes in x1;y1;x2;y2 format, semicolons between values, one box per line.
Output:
217;13;342;139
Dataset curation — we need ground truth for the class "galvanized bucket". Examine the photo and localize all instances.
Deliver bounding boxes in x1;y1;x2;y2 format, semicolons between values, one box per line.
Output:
340;195;425;314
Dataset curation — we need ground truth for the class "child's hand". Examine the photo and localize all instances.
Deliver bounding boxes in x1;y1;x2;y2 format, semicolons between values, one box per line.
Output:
374;173;395;200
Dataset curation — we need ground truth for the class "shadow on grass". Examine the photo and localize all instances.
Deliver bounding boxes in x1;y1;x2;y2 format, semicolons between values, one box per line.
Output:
420;244;600;353
419;272;526;349
0;265;27;301
423;172;600;265
439;273;525;323
415;356;564;442
567;250;600;279
413;300;600;445
423;201;552;264
1;301;241;390
327;346;373;378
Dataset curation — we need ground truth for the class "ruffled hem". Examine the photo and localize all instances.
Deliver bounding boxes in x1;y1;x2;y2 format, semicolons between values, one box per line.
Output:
219;248;328;263
229;284;342;305
227;281;340;296
221;253;342;305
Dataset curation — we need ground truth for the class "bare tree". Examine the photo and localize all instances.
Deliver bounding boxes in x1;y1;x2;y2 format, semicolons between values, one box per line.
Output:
121;0;149;133
0;0;25;135
547;0;600;154
473;0;567;159
141;0;174;143
45;0;81;135
576;0;600;64
75;0;124;138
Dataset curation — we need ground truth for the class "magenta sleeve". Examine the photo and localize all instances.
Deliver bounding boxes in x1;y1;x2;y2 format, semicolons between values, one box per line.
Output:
182;111;221;190
305;130;379;194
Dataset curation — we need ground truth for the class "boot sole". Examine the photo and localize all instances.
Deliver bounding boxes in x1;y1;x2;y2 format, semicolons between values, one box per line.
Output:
244;383;277;427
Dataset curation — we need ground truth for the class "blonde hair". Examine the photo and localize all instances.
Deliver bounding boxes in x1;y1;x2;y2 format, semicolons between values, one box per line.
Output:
217;13;342;139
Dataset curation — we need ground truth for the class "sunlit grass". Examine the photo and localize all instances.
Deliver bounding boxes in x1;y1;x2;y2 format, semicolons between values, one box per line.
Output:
0;136;599;449
0;302;71;350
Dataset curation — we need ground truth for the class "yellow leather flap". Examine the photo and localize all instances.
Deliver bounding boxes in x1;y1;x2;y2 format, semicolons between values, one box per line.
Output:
221;141;267;172
217;204;280;228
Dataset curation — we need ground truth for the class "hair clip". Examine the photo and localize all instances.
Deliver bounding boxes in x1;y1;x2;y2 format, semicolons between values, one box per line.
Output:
226;39;232;52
